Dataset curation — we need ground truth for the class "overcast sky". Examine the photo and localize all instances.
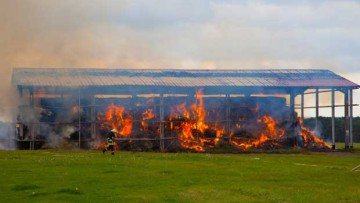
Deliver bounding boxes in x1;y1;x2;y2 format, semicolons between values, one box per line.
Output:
0;0;359;120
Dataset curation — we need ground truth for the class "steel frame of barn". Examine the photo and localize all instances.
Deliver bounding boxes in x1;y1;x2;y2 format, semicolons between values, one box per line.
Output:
11;68;359;150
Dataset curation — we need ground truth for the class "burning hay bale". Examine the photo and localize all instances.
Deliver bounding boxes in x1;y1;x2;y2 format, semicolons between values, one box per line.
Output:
19;87;331;152
298;118;331;149
92;88;331;152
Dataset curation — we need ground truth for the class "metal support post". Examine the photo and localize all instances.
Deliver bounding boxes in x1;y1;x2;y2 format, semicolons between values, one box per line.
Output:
289;91;296;147
19;123;24;140
91;96;96;139
344;89;350;149
78;88;81;149
315;88;319;133
29;88;34;107
194;88;199;141
30;89;35;150
226;94;231;140
349;89;353;148
301;92;304;121
160;93;165;151
290;91;295;116
331;88;335;149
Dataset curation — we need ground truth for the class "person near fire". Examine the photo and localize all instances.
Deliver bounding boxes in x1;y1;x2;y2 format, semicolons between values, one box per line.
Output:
102;129;116;155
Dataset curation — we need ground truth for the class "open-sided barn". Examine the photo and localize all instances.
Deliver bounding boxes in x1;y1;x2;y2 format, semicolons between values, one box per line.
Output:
11;68;359;151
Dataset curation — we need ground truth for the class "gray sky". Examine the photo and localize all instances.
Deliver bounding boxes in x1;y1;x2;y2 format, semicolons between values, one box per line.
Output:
0;0;359;120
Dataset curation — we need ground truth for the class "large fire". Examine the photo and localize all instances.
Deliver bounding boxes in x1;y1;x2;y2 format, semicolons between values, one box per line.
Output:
98;103;132;136
230;115;286;150
169;89;225;152
97;92;331;152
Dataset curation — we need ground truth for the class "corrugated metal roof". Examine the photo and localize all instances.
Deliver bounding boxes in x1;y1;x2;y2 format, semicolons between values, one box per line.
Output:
12;68;359;88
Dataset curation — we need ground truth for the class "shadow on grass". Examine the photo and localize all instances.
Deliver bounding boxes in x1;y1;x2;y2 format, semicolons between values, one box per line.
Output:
28;192;51;197
57;188;83;195
12;184;41;191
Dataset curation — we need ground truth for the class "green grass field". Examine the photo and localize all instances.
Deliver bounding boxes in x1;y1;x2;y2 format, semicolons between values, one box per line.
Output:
336;142;360;150
0;150;359;203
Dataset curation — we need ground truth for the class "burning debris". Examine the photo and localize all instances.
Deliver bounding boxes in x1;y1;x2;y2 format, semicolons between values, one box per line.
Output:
230;115;287;150
298;118;331;149
167;89;225;152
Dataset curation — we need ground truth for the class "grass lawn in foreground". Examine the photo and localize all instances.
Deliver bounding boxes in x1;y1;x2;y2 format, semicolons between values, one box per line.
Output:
0;150;359;203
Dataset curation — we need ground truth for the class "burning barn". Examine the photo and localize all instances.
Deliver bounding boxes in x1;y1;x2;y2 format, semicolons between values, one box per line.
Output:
11;68;358;151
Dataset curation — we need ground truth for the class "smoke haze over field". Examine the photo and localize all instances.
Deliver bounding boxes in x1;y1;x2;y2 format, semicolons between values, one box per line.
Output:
0;0;359;120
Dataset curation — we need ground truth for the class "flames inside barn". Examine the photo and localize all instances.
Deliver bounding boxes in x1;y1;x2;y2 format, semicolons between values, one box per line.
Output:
12;68;359;151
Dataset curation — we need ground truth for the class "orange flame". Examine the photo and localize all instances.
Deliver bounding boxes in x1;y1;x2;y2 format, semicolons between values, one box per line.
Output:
98;103;133;137
141;109;155;132
72;105;79;113
230;115;330;150
298;117;331;149
170;89;225;152
178;121;205;152
253;115;285;147
230;115;285;149
96;95;330;151
229;131;253;149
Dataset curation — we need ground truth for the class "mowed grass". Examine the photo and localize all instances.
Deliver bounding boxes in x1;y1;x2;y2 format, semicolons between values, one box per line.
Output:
0;150;359;203
336;142;360;151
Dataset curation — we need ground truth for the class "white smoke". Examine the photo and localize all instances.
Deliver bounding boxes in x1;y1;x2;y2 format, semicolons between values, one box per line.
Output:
1;0;359;120
0;121;16;150
0;0;359;149
43;125;76;149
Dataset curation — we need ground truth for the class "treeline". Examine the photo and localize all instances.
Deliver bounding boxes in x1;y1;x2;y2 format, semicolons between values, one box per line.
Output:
303;117;360;142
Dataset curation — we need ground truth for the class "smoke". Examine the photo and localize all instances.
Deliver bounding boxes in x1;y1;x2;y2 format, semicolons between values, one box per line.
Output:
42;125;76;149
0;0;359;124
0;121;16;150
